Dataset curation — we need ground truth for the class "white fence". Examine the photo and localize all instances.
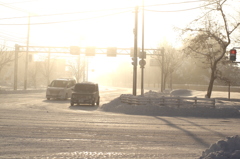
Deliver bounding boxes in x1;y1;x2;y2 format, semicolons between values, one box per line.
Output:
120;94;215;108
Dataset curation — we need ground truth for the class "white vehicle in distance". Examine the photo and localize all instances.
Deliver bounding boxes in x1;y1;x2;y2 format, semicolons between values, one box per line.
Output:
46;78;76;100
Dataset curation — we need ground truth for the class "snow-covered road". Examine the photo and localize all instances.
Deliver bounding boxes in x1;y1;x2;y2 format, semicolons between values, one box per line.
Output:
0;87;239;158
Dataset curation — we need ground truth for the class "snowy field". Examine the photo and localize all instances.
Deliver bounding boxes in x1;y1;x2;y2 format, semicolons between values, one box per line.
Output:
100;89;240;159
0;88;239;158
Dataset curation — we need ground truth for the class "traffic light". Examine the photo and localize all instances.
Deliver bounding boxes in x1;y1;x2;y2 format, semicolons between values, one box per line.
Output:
230;49;237;61
131;57;138;66
70;46;80;55
107;47;117;57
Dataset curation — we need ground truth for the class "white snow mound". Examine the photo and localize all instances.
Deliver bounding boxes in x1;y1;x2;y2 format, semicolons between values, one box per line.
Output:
199;135;240;159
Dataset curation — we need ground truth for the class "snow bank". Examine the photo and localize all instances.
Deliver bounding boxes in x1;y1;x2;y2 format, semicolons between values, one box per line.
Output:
199;135;240;159
100;96;240;118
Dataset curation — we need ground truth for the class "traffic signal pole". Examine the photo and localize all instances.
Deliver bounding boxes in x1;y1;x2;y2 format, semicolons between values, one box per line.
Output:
141;0;145;96
133;6;138;96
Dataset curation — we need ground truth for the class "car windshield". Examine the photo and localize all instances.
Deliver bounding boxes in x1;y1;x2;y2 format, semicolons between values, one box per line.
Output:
50;80;68;88
74;84;95;92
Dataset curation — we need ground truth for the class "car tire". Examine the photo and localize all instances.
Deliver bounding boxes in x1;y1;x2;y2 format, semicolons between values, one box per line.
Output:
71;102;74;106
96;97;100;106
47;98;50;100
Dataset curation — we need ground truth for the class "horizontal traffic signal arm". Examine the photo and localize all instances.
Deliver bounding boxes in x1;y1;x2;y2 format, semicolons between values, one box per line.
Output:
14;45;163;56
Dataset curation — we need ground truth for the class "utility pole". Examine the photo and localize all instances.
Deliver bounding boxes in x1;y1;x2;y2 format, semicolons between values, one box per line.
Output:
47;50;50;85
24;14;30;90
14;44;19;90
161;48;165;92
133;6;138;96
140;0;145;96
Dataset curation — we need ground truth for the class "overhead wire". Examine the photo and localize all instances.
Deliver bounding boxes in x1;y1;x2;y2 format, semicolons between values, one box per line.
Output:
0;0;212;21
0;36;26;44
0;0;215;45
0;6;134;20
0;0;40;5
143;0;209;8
0;10;132;25
0;4;214;25
145;2;214;12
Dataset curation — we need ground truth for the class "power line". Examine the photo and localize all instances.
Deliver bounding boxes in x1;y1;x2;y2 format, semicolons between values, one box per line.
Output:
0;31;26;37
0;10;131;25
0;36;26;44
144;0;209;8
0;0;215;26
146;5;207;12
0;0;40;5
145;1;214;13
0;6;133;20
0;0;210;20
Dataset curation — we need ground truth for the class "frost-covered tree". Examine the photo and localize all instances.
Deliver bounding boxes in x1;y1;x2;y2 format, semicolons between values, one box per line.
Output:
181;0;240;98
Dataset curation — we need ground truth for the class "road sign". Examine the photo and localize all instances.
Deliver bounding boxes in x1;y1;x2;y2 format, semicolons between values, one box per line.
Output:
139;59;146;68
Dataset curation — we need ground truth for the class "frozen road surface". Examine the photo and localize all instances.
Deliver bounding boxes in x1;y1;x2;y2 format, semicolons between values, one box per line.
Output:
0;87;240;159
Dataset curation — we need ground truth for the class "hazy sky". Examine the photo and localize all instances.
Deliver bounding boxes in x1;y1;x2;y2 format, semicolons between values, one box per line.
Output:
0;0;212;49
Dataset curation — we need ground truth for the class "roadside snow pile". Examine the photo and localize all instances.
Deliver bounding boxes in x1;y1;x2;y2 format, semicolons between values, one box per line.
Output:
199;135;240;159
100;91;240;118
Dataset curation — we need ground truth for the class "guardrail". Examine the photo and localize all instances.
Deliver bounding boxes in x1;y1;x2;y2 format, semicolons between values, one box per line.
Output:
120;94;215;108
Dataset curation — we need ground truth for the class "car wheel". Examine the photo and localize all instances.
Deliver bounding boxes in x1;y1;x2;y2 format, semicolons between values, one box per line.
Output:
47;98;50;100
92;101;95;106
96;97;100;106
71;102;74;106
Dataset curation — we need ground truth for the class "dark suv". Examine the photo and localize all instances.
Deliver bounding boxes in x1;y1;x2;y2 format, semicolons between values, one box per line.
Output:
70;82;100;106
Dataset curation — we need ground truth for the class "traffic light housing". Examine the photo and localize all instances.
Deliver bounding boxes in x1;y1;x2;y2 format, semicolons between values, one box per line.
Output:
131;57;138;66
70;46;80;55
230;49;237;61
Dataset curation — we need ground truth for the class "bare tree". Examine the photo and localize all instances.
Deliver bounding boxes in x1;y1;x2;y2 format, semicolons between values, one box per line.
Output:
39;53;56;86
0;45;15;76
67;55;85;83
181;0;240;98
28;62;41;88
152;42;184;90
